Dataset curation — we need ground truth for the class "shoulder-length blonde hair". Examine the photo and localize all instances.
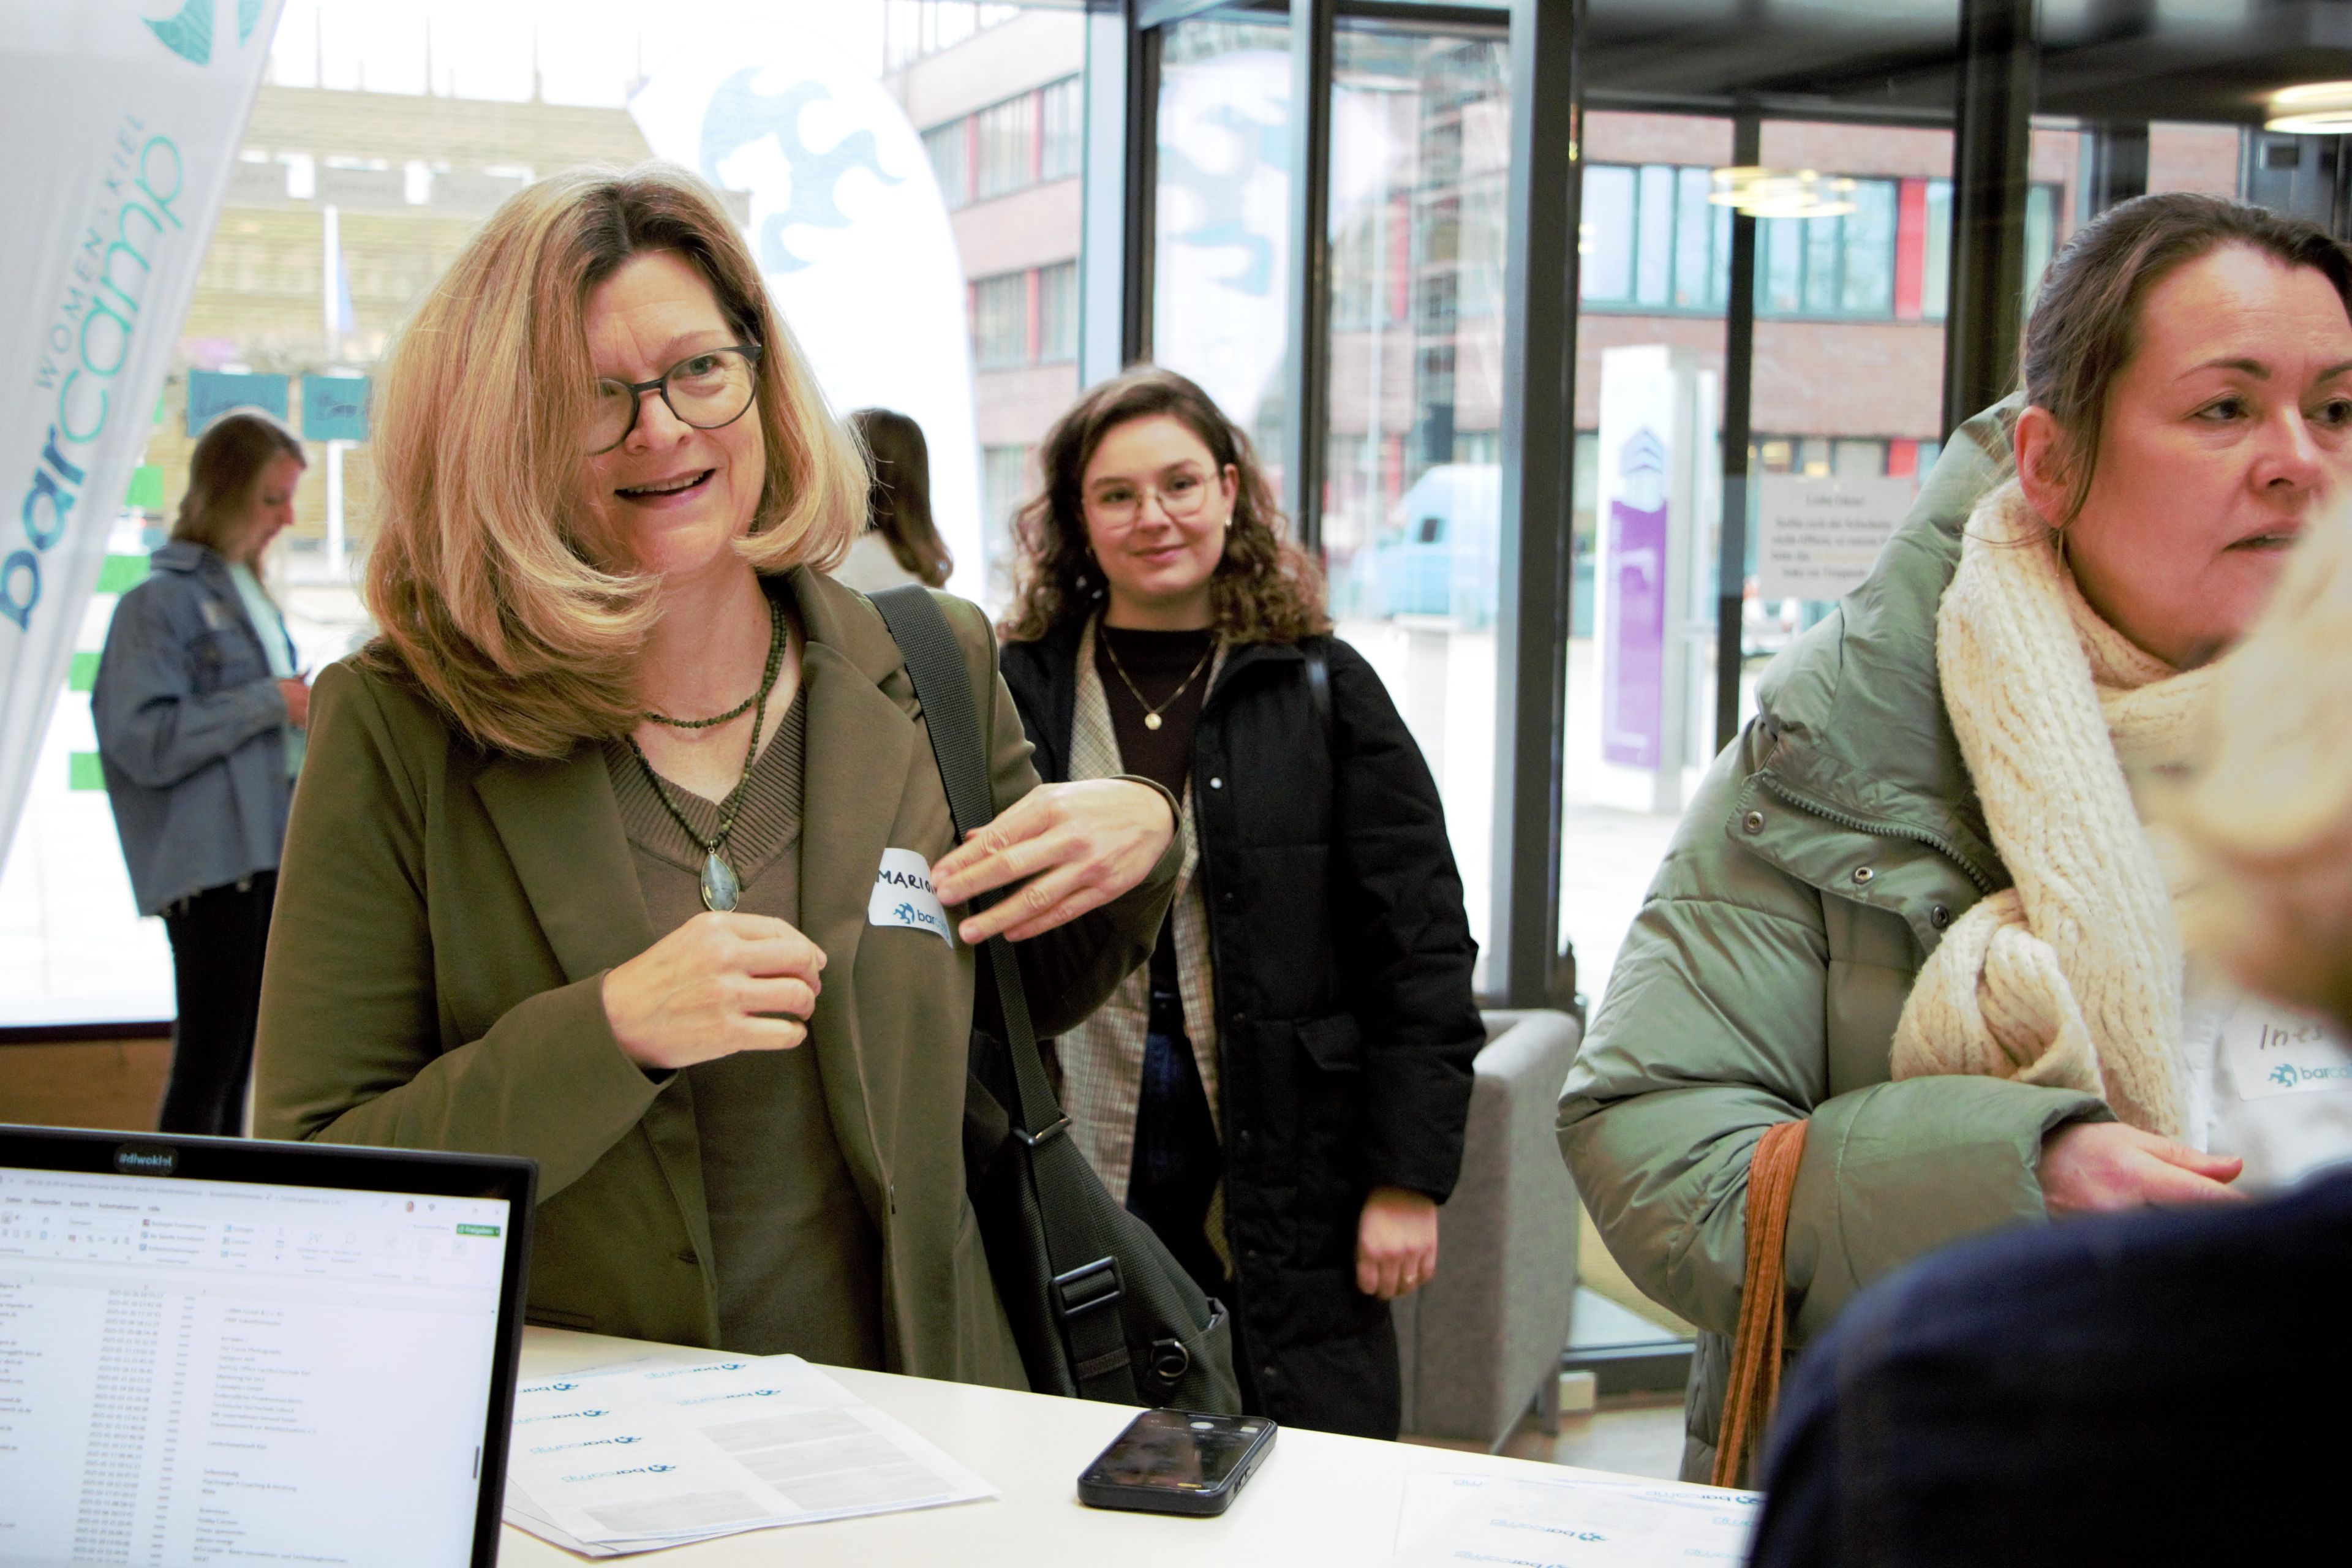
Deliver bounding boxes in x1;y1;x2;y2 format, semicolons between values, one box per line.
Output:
1000;366;1328;644
363;162;865;757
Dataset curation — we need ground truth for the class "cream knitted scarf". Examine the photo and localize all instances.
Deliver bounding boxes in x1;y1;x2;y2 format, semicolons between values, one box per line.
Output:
1891;483;2222;1136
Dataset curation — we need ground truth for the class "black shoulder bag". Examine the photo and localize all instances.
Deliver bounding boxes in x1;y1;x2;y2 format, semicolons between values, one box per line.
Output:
869;585;1241;1414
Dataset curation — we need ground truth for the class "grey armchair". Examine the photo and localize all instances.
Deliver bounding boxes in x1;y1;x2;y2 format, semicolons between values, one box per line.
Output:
1392;1008;1581;1449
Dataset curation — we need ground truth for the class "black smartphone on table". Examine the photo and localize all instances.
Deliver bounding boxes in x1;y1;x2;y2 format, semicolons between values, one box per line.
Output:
1076;1409;1278;1517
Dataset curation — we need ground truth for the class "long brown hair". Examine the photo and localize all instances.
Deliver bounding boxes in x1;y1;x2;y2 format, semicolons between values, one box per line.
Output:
848;408;952;587
173;408;304;559
1000;366;1327;643
362;162;864;758
2022;192;2352;524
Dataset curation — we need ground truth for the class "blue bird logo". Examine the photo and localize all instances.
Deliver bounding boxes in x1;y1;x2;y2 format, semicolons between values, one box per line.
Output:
698;69;902;275
144;0;265;66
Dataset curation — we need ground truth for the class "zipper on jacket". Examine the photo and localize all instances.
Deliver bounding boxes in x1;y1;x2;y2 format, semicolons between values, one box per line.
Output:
1755;775;1999;896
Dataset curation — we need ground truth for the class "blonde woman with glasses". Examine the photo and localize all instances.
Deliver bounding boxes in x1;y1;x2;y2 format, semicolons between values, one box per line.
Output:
254;165;1180;1378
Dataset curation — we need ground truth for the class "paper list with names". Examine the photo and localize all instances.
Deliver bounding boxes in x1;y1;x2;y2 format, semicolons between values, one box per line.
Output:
1393;1471;1760;1567
504;1354;994;1555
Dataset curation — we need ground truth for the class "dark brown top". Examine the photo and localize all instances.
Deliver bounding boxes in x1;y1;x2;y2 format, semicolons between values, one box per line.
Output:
605;671;884;1368
1096;624;1215;997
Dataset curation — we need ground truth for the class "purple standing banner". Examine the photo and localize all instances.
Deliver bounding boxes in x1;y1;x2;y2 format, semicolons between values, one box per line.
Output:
1601;428;1668;769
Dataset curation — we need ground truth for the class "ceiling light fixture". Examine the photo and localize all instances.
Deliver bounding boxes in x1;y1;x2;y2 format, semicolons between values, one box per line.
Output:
2265;80;2352;134
1708;167;1858;219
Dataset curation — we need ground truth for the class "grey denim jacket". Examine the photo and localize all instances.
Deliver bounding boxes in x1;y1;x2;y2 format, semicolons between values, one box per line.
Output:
92;540;295;916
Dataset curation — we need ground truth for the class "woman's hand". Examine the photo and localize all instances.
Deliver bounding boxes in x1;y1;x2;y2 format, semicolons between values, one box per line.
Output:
276;676;311;729
930;779;1175;944
601;911;826;1071
2039;1121;2245;1217
1356;1186;1440;1300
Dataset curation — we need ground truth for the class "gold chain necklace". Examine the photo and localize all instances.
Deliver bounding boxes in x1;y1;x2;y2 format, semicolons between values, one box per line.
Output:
1099;630;1215;733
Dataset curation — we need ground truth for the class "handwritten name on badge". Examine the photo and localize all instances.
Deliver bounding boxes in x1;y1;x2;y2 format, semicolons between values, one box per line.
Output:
868;848;953;946
2224;998;2352;1101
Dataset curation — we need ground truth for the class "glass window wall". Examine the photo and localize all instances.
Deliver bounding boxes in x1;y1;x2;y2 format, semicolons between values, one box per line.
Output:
975;91;1039;200
925;121;970;209
1321;23;1509;990
1036;260;1079;363
0;0;1089;1029
972;272;1030;367
1041;75;1084;182
1153;15;1296;477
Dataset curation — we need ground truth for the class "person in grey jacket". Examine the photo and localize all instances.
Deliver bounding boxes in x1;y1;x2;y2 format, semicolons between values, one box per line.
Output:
94;409;310;1135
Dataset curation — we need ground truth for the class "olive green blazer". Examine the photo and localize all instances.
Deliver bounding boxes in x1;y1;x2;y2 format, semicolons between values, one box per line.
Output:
253;568;1178;1385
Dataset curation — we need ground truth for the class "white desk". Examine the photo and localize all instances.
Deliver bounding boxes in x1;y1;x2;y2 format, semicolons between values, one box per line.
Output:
500;1328;1673;1565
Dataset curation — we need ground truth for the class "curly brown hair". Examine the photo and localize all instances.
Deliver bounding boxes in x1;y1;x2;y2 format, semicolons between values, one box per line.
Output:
1000;366;1329;644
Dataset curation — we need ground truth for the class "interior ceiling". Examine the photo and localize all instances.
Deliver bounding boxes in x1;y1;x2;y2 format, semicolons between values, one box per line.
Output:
1580;0;2352;126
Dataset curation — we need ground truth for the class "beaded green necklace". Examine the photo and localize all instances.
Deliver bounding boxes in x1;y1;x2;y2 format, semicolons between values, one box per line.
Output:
624;594;787;912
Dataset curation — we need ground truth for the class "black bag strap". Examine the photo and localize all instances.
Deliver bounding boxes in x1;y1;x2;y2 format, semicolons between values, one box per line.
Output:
868;586;1139;1401
868;587;1061;1142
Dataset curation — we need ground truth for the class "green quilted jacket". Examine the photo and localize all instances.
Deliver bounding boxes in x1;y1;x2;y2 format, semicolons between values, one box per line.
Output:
1557;399;2112;1484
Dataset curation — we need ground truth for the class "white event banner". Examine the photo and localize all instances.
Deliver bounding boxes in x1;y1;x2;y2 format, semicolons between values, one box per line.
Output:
1755;473;1917;601
0;0;282;861
629;39;985;605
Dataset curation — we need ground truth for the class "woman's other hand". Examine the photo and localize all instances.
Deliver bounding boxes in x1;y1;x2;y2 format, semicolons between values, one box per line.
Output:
1356;1186;1440;1300
601;912;826;1071
930;778;1175;944
2040;1121;2245;1216
277;676;311;729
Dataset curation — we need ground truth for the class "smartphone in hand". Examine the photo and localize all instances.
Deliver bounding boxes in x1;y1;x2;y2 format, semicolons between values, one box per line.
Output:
1076;1409;1277;1517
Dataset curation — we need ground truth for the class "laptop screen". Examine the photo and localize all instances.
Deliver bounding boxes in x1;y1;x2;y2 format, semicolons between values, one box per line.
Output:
0;1139;529;1568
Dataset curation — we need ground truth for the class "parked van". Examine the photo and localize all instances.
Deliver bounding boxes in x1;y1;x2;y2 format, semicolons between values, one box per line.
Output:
1365;463;1501;627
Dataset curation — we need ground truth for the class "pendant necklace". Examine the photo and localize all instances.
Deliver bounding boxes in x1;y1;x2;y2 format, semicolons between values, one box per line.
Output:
1101;630;1215;732
626;594;787;912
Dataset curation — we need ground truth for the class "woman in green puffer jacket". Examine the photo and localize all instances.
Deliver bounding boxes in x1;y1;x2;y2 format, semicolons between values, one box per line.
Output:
1561;192;2352;1484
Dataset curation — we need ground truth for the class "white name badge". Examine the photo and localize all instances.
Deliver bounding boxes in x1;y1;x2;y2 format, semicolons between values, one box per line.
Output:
867;848;954;946
2223;998;2352;1101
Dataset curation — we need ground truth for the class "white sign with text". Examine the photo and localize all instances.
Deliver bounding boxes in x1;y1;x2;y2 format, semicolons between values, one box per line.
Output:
1756;474;1916;601
0;0;284;867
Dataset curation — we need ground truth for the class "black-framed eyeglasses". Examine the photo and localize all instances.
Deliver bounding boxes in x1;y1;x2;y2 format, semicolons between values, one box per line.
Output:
587;343;762;454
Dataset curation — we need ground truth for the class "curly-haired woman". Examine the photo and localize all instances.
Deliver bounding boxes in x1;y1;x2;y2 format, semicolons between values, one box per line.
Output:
996;366;1485;1439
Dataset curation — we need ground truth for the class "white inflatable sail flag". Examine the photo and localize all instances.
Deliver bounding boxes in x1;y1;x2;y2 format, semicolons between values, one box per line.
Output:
630;45;984;605
0;0;286;862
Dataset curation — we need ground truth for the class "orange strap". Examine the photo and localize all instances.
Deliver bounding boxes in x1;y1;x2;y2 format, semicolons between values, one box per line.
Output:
1711;1118;1809;1490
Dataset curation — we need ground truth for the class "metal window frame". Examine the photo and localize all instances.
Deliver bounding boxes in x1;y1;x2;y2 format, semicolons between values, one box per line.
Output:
1942;0;2035;434
1082;0;2045;1008
1713;110;1759;757
1488;0;1581;1007
1079;0;1158;382
1282;0;1337;549
1083;0;1580;1006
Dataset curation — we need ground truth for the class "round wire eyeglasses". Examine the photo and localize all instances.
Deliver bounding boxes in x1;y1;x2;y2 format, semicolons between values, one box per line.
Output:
587;344;761;454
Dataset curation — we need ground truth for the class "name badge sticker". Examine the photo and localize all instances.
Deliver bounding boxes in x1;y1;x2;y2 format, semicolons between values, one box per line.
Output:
867;848;954;946
2222;998;2352;1100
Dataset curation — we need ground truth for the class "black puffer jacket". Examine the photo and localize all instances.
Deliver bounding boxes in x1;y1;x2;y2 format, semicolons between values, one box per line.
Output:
1000;620;1482;1438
